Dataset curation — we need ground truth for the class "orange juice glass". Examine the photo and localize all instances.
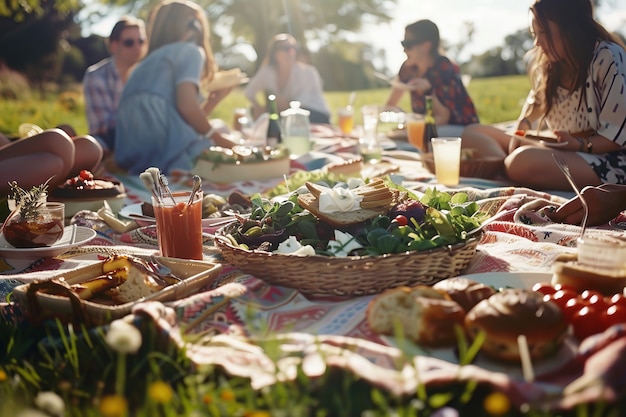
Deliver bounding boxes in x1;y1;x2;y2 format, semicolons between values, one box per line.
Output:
152;190;203;260
338;106;354;135
406;114;426;151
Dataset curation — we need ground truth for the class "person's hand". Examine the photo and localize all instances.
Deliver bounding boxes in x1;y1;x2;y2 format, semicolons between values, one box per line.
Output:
202;86;233;114
406;77;431;95
548;184;626;226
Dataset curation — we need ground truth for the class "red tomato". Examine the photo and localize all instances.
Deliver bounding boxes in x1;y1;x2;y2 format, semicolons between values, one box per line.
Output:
607;293;626;308
553;283;578;294
79;169;93;180
585;293;609;312
546;289;578;311
393;215;408;226
532;283;556;296
561;297;584;321
571;306;605;340
603;304;626;328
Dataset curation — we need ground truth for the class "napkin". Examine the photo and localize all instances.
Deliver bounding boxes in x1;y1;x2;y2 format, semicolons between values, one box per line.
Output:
97;201;138;233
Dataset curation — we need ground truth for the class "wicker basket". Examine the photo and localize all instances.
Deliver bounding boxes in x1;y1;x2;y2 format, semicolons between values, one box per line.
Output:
422;153;504;180
214;229;480;298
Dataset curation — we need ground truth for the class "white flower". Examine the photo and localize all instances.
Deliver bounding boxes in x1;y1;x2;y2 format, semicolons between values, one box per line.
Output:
34;391;65;417
327;230;363;257
104;319;142;354
275;236;316;256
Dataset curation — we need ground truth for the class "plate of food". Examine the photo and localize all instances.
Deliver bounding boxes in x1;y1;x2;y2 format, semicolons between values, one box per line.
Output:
48;170;127;217
12;254;222;325
0;226;97;259
118;203;237;227
205;68;248;90
511;130;568;147
370;272;578;379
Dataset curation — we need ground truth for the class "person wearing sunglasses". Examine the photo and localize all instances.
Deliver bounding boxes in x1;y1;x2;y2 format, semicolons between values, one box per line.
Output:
244;33;331;124
113;0;237;175
83;16;147;154
384;19;479;137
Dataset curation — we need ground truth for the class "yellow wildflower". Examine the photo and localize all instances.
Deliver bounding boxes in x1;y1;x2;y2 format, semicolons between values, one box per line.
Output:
0;369;7;382
148;380;174;404
219;389;236;402
99;394;128;417
244;411;272;417
483;391;511;416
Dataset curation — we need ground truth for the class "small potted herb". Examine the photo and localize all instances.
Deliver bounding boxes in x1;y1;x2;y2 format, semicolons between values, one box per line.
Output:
1;179;65;248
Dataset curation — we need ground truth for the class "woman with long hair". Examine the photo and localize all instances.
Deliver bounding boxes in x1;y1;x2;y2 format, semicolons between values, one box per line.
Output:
244;33;331;124
462;0;626;191
114;0;236;175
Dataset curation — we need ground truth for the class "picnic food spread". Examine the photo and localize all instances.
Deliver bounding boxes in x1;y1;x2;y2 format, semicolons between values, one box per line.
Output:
51;170;125;199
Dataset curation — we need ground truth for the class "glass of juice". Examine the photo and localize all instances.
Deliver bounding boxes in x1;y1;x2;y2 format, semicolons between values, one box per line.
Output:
406;113;426;151
337;106;354;135
431;137;462;186
152;190;204;260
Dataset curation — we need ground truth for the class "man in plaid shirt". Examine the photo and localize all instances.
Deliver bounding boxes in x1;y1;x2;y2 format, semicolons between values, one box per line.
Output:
83;16;146;154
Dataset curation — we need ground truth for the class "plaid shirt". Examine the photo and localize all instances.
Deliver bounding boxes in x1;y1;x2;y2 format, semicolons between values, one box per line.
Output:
399;55;479;125
82;58;123;150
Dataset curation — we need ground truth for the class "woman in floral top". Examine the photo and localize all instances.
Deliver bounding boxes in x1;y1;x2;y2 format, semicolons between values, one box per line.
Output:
385;19;479;137
462;0;626;192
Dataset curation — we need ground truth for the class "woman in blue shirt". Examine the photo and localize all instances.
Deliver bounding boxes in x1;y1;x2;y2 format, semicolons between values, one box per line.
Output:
115;0;236;175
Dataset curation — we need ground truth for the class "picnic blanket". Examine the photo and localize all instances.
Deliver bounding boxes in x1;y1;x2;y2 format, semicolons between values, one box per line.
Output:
2;134;626;411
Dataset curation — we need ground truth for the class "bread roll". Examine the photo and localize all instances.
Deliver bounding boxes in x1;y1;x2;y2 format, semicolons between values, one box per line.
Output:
551;261;626;296
367;285;466;347
464;289;568;362
434;277;497;312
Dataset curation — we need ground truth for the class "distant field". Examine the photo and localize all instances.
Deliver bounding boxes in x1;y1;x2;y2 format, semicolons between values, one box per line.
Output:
0;75;530;136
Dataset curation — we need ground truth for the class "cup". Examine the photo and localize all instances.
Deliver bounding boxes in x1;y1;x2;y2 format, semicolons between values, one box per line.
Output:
359;105;382;164
2;201;65;248
431;137;462;186
406;113;426;151
152;190;204;260
337;106;354;135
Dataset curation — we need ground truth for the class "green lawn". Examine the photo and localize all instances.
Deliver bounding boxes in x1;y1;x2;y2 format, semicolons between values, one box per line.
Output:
0;75;530;136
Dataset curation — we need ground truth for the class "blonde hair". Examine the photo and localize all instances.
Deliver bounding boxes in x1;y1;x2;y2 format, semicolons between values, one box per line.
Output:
146;0;216;82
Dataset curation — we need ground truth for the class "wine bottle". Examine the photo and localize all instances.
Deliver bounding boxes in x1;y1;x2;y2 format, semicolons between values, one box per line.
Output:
266;94;282;148
423;95;438;153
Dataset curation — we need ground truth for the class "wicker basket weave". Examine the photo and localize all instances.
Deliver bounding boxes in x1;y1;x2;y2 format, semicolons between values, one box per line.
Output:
422;153;504;180
214;230;480;298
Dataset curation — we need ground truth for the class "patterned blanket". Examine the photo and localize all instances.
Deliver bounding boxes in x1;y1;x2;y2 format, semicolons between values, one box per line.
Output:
2;140;626;411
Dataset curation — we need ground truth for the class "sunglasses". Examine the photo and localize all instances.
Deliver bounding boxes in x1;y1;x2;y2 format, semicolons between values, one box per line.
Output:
121;38;145;48
401;39;421;49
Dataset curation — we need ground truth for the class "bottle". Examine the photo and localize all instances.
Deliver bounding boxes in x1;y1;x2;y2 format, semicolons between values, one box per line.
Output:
281;101;311;156
266;94;282;148
358;105;382;164
423;95;438;153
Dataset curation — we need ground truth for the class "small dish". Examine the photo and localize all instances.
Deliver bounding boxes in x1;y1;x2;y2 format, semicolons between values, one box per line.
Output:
12;256;222;325
118;203;236;227
0;226;97;259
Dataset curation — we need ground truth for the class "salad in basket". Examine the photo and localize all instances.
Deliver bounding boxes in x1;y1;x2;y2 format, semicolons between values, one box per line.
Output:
219;177;489;258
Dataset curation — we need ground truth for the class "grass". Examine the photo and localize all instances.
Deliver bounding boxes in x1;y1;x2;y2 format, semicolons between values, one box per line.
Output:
0;75;531;136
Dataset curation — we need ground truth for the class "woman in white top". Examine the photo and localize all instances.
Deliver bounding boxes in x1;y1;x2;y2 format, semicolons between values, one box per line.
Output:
244;33;331;124
461;0;626;191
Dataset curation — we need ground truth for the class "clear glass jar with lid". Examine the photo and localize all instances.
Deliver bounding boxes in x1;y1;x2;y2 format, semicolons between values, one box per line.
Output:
280;101;311;157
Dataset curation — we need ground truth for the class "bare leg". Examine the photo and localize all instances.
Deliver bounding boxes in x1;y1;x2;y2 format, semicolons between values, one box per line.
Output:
71;135;104;177
0;129;75;195
506;146;601;190
461;124;510;158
